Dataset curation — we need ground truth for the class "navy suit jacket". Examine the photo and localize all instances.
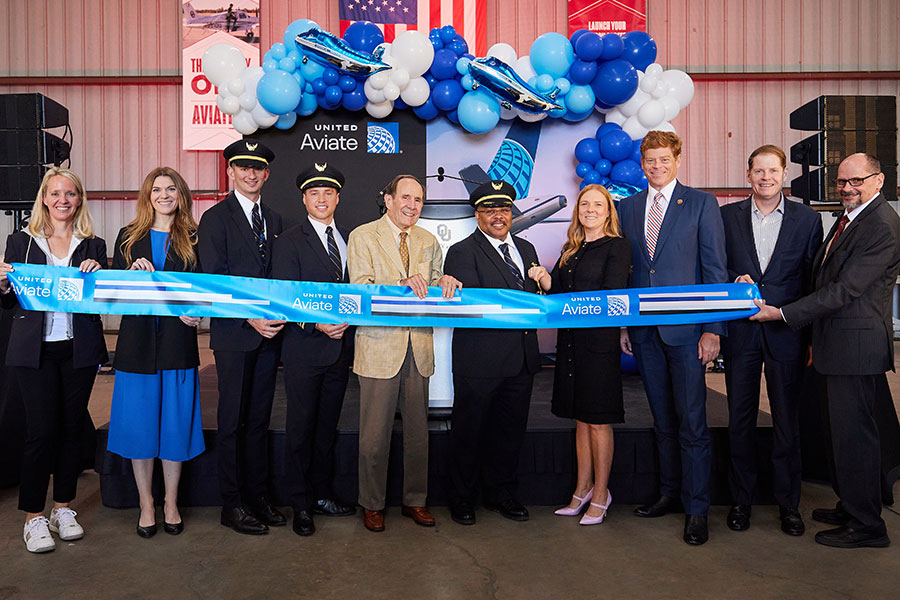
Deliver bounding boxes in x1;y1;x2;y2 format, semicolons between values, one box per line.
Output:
618;181;728;345
720;196;823;362
197;192;283;352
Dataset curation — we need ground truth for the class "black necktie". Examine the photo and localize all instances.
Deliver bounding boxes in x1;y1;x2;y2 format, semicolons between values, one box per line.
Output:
500;242;525;290
251;203;266;261
326;226;342;281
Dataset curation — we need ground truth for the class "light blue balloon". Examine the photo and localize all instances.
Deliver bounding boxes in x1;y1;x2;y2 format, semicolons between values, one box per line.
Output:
262;58;278;72
566;84;595;114
527;76;538;88
274;112;298;130
535;74;555;93
456;57;471;76
457;90;501;134
278;57;296;72
300;57;325;82
287;50;302;64
460;74;474;91
257;70;303;115
296;91;319;116
270;43;287;61
554;78;571;95
549;94;567;118
292;71;304;86
529;32;574;79
283;19;320;51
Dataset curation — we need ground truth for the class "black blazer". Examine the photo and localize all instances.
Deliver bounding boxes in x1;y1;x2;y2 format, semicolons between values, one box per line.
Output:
720;196;823;361
783;195;900;375
197;192;283;352
111;228;201;374
2;231;108;369
444;230;541;378
271;219;354;367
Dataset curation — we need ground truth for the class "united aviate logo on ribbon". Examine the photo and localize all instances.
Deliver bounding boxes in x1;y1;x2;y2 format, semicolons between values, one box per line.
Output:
7;264;761;329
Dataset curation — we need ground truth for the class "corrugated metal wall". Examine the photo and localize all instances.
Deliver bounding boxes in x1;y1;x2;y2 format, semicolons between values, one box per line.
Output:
1;0;898;245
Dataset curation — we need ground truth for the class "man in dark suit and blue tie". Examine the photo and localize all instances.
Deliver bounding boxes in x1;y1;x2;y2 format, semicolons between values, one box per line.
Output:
720;145;822;536
271;163;356;537
618;131;728;545
198;139;286;535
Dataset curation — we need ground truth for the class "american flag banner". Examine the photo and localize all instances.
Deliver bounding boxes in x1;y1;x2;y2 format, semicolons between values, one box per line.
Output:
339;0;486;56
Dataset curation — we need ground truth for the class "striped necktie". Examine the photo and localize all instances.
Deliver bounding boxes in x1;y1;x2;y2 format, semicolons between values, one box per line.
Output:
252;203;266;261
325;226;342;281
500;242;525;290
646;192;664;260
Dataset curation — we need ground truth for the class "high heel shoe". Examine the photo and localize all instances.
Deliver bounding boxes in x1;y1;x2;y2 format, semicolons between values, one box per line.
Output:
163;521;184;535
136;523;157;538
554;488;593;516
579;490;612;526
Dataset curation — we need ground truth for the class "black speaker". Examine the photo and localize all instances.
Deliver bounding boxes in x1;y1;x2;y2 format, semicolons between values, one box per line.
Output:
790;164;897;204
790;96;897;131
790;130;898;168
0;129;71;166
0;94;69;130
0;165;47;207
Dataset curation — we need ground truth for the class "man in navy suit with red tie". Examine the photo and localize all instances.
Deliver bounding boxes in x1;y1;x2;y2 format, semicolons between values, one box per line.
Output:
720;145;822;537
618;131;728;545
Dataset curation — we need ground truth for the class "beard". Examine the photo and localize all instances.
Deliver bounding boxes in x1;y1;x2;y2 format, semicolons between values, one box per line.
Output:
841;193;862;211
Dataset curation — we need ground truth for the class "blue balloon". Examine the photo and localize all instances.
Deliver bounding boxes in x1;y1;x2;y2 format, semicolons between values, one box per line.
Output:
599;176;611;186
430;37;444;51
591;59;638;106
535;74;555;93
575;162;593;178
439;25;457;44
292;71;304;86
300;58;325;82
583;169;601;184
554;78;571;95
580;180;588;190
562;108;592;122
568;59;597;85
600;130;633;162
270;43;287;60
278;57;296;72
287;50;302;65
393;97;409;110
342;21;384;53
460;74;474;91
311;77;327;95
341;86;367;111
430;27;441;37
322;68;340;85
262;58;278;72
569;28;591;47
529;32;574;79
595;158;612;176
274;112;298;130
324;85;343;105
574;32;603;61
574;138;601;164
462;53;475;61
621;31;657;71
338;75;356;92
594;98;615;110
549;95;567;118
599;34;624;60
257;70;303;115
283;19;320;51
566;84;595;114
412;97;440;120
455;56;471;76
429;49;459;80
424;73;438;89
316;94;334;109
446;39;467;56
595;122;622;140
432;79;464;111
611;159;643;185
631;138;643;162
457;90;501;134
446;109;459;124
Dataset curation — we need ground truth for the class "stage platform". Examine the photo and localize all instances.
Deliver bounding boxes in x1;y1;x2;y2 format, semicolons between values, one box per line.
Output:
95;365;783;509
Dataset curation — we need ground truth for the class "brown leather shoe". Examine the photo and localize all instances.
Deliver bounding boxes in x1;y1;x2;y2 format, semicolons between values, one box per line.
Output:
401;505;435;527
363;510;385;532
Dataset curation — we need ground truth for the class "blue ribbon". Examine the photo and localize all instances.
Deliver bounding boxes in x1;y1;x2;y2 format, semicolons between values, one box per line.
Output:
7;264;760;329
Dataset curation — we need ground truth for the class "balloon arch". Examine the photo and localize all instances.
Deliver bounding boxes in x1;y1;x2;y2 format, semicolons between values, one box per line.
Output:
202;20;695;193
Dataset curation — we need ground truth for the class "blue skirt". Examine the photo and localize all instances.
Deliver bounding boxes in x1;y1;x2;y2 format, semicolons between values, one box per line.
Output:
108;368;205;462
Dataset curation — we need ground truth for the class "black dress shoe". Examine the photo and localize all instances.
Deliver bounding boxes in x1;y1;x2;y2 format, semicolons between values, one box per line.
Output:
815;526;890;548
779;507;804;536
726;505;751;531
684;515;709;546
485;499;529;522
221;506;269;535
634;495;683;518
811;504;851;526
163;521;184;535
292;510;316;537
312;498;355;517
136;523;157;539
250;497;287;526
450;502;476;526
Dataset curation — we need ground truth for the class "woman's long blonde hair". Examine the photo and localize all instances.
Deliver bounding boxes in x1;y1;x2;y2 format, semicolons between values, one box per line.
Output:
120;167;198;268
27;167;95;239
559;184;622;267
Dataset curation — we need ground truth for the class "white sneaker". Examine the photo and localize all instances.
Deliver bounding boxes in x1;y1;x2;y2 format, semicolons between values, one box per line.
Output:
24;516;55;553
49;507;84;541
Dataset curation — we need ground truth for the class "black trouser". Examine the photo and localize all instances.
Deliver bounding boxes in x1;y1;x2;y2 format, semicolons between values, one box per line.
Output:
283;352;351;511
214;338;279;510
450;365;533;506
15;340;97;513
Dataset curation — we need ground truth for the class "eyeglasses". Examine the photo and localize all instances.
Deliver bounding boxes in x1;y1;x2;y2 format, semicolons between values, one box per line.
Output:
476;208;512;216
834;173;880;188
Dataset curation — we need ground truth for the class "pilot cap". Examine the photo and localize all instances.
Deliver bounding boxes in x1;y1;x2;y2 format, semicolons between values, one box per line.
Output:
470;179;516;208
296;162;345;191
223;138;275;168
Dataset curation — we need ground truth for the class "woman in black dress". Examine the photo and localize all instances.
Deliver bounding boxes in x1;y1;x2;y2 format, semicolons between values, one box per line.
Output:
528;184;631;525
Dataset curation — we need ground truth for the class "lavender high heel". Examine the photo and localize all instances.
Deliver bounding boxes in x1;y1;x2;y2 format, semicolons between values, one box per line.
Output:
579;490;612;526
554;488;594;516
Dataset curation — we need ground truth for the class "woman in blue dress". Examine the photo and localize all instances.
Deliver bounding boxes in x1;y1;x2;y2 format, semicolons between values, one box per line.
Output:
107;167;204;538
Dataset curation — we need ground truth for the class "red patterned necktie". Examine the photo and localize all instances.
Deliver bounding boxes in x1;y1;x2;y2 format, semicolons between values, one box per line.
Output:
646;192;664;260
826;215;850;256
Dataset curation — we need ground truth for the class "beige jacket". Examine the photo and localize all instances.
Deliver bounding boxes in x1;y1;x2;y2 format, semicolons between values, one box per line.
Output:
347;214;444;379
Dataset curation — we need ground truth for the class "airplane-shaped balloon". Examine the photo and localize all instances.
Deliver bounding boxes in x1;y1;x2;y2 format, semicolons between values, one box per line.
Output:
605;180;644;201
294;28;390;77
467;57;564;114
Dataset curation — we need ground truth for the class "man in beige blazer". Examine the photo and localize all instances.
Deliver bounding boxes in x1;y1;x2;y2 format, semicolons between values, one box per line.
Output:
347;174;461;532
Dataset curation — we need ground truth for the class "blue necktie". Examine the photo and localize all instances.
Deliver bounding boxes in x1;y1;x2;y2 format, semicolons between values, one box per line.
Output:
500;243;525;290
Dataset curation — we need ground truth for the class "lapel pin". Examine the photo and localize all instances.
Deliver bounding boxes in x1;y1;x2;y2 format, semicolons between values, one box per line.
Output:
676;198;683;205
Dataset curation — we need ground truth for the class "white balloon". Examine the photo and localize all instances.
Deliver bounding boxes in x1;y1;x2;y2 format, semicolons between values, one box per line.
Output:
383;82;401;101
594;104;613;114
400;77;430;107
605;107;627;126
516;109;547;123
232;110;258;135
389;31;434;77
487;43;518;66
660;69;695;108
203;44;246;87
241;66;265;88
239;89;257;111
368;70;390;90
514;56;537;81
651;81;669;99
500;105;517;120
656;120;677;133
374;42;392;62
390;68;410;89
639;74;658;94
227;78;245;96
251;103;279;128
364;78;386;103
637;99;666;128
619;87;650;118
218;94;240;115
645;63;664;77
660;95;681;121
366;100;394;119
621;115;649;140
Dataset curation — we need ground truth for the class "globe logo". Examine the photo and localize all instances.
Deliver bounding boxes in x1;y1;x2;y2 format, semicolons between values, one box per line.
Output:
339;294;362;315
57;278;84;302
367;123;399;154
607;295;629;316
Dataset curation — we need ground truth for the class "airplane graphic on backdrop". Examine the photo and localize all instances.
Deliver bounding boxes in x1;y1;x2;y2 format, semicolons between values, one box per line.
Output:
183;2;258;41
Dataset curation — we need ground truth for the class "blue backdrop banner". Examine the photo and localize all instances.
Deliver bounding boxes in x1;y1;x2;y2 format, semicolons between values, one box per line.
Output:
7;263;760;329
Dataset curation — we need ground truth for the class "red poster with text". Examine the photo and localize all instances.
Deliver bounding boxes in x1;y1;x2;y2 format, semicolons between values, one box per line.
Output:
568;0;646;36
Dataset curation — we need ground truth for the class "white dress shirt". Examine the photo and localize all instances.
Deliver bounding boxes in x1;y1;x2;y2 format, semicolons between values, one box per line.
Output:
479;228;524;276
234;190;266;238
644;179;678;242
307;215;347;273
